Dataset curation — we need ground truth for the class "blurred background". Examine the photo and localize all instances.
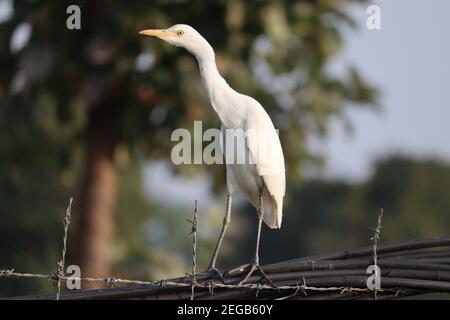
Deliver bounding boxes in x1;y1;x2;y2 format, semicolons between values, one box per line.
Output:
0;0;449;296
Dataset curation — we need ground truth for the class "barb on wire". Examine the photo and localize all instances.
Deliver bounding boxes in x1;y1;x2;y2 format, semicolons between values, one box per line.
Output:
106;277;118;288
276;282;302;300
0;269;15;277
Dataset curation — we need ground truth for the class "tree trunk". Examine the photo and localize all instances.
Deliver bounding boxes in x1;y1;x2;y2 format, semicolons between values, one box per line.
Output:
75;76;124;288
77;125;118;289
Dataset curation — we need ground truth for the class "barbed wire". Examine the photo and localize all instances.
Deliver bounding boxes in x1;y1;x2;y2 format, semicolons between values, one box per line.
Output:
187;200;199;300
1;198;450;300
0;267;381;293
54;197;73;300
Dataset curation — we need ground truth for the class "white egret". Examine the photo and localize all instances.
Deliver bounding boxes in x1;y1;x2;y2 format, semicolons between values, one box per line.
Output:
140;24;285;286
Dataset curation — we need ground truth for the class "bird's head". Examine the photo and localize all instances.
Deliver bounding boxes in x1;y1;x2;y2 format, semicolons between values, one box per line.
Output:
139;24;212;59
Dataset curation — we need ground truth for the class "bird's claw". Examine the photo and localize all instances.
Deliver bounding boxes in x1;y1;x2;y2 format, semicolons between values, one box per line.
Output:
235;262;277;288
205;266;226;283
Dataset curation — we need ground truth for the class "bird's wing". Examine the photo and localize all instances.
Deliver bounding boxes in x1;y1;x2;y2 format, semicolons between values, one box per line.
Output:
245;100;286;228
244;102;285;190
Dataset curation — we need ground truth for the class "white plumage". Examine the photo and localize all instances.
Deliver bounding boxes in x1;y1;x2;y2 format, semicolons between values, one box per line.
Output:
140;24;285;285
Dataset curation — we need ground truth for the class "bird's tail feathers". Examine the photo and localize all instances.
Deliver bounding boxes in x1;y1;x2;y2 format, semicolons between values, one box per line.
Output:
261;187;283;229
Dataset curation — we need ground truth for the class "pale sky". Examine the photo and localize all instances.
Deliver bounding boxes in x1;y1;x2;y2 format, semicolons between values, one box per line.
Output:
313;0;450;181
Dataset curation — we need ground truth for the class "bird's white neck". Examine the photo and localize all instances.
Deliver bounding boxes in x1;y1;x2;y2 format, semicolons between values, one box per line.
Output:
194;46;234;126
196;48;226;94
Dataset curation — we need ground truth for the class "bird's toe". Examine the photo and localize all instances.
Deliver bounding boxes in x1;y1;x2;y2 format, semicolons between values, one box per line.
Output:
205;266;226;283
233;262;277;288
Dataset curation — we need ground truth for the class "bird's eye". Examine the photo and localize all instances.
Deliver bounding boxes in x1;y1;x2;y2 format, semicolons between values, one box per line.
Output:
177;30;184;36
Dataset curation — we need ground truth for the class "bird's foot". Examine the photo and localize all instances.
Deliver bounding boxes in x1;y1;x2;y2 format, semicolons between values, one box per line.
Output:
233;261;277;288
204;266;226;283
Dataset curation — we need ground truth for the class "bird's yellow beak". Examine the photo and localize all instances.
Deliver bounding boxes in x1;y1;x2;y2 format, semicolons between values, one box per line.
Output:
139;29;175;38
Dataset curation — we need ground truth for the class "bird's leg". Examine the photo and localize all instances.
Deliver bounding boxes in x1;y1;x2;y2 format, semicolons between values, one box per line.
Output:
206;194;232;282
236;195;277;288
